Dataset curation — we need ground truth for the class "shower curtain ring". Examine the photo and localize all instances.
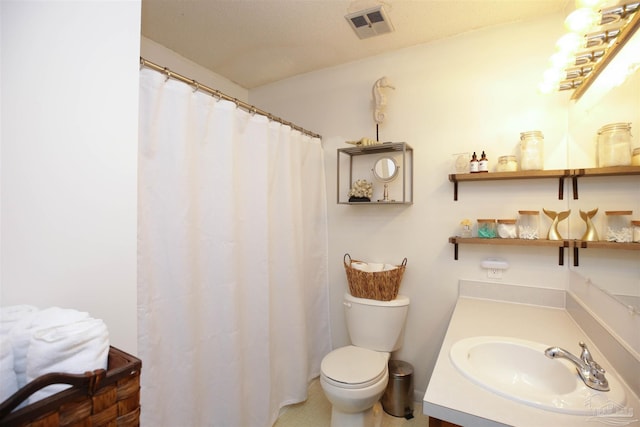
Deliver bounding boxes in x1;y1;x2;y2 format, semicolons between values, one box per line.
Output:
193;81;200;93
163;67;171;82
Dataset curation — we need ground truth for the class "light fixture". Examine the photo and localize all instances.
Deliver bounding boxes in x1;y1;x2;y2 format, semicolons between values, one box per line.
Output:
539;0;640;99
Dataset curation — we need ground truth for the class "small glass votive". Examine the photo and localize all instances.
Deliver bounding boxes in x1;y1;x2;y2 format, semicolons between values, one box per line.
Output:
605;211;632;242
518;210;539;240
497;219;517;238
632;220;640;243
477;219;497;238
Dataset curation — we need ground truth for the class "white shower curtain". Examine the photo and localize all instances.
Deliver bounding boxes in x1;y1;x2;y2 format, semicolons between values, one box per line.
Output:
137;68;331;426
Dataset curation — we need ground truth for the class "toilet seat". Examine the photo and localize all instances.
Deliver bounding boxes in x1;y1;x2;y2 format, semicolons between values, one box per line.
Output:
321;346;388;389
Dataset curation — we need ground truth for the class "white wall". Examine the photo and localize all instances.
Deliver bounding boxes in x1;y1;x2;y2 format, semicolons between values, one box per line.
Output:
1;1;140;353
249;14;578;396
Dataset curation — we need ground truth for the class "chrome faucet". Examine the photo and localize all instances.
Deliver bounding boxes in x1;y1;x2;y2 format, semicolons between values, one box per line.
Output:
544;342;609;391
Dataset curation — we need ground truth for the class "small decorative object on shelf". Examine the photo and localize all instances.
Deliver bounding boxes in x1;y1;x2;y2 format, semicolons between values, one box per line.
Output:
579;208;599;241
543;208;571;240
477;219;497;238
348;179;373;202
605;210;633;242
460;219;472;238
346;137;381;147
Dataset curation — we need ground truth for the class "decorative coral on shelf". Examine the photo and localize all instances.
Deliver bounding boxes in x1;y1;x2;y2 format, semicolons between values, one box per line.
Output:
348;179;373;202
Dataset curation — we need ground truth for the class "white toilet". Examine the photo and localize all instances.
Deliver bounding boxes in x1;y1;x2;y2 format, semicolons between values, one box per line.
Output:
320;292;410;427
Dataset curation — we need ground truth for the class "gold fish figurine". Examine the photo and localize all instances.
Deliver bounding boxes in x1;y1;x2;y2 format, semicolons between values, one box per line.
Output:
579;208;599;241
543;208;571;241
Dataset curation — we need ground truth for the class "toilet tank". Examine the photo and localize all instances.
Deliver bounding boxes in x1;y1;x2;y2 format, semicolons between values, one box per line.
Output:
344;293;410;352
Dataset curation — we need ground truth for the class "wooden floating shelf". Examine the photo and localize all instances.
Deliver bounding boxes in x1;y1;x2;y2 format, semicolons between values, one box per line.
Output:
449;166;640;201
449;169;570;182
449;237;640;266
448;237;567;246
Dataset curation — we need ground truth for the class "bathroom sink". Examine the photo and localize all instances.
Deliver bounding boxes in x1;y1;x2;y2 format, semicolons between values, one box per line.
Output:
449;336;626;414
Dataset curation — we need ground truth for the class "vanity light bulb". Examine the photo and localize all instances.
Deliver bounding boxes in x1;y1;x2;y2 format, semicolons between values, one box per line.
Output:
565;8;600;33
538;79;559;94
556;33;583;54
543;68;565;84
549;51;574;68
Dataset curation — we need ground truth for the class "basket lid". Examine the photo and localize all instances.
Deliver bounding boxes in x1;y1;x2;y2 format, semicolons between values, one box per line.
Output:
321;346;387;386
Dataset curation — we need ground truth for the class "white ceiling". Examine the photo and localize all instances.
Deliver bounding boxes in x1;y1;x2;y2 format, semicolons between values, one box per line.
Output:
141;0;570;89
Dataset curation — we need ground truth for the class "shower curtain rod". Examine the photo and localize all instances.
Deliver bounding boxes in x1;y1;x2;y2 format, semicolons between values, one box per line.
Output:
140;57;322;140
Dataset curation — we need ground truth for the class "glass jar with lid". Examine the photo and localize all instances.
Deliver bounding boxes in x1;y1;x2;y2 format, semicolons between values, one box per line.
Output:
477;219;497;238
518;210;539;240
497;219;517;238
605;210;632;242
597;123;632;167
520;131;544;171
496;155;518;172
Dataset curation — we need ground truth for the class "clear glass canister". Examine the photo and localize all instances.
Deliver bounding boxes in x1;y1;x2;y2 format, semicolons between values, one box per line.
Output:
518;210;539;240
496;155;518;172
632;220;640;243
497;219;517;238
632;147;640;166
520;131;544;171
605;210;632;242
597;123;632;167
477;219;497;238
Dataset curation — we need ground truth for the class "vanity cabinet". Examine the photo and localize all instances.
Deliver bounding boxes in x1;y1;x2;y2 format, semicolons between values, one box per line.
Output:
448;166;640;265
337;142;413;204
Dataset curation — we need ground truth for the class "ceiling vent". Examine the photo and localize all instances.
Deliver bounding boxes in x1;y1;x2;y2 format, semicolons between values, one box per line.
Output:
345;5;394;39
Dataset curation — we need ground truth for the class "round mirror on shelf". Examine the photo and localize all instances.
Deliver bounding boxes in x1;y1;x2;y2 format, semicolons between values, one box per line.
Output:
372;157;399;182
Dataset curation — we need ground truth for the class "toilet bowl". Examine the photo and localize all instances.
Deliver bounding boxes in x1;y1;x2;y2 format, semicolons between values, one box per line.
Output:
320;293;410;427
320;346;389;427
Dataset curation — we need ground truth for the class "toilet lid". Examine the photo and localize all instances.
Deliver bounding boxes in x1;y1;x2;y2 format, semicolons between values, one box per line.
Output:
321;346;387;387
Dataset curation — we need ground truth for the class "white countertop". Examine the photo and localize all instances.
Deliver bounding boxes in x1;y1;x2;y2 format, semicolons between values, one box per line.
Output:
423;297;640;427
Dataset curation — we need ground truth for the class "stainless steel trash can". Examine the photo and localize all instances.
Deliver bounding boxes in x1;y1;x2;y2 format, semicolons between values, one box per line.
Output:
381;360;414;418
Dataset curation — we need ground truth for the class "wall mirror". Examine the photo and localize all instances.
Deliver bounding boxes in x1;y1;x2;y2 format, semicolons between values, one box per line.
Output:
372;157;399;182
567;21;640;314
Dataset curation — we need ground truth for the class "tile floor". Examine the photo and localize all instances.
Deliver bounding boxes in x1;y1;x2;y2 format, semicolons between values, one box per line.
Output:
274;378;429;427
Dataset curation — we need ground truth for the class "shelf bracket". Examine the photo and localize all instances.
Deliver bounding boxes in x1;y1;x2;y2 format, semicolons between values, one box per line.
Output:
449;175;459;201
449;237;459;259
558;176;565;200
572;169;585;200
573;240;588;267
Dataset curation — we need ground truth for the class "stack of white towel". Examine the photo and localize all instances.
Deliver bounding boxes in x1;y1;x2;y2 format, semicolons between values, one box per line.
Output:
0;305;109;406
